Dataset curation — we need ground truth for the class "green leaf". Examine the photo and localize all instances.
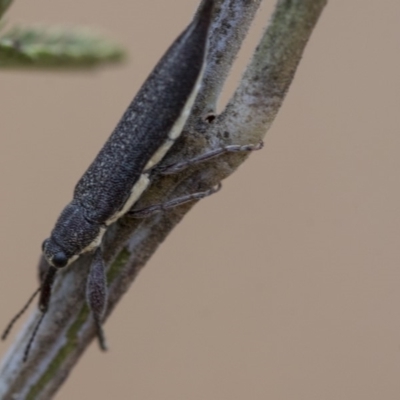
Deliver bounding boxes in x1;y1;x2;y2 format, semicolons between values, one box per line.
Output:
0;26;126;69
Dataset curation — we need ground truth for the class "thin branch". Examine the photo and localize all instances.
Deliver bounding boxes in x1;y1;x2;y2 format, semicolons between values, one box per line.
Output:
221;0;328;142
0;0;327;398
192;0;263;116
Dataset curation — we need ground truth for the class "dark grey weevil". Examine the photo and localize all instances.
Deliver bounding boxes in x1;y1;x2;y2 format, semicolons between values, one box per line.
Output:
2;0;262;360
2;0;216;361
39;0;216;357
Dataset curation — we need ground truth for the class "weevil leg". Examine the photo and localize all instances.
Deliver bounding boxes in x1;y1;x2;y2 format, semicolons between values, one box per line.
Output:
159;141;263;175
87;247;108;351
38;266;57;313
129;183;222;218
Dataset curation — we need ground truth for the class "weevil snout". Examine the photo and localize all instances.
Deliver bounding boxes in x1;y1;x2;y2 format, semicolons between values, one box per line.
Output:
42;202;104;268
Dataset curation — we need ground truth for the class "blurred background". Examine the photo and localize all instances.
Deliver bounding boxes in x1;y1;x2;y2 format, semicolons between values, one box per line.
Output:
1;0;400;399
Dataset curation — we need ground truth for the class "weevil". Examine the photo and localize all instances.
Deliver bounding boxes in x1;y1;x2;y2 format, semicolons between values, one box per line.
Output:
1;0;216;360
2;0;262;360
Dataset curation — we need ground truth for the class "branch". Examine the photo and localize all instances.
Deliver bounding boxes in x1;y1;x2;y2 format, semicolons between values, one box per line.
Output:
0;0;327;398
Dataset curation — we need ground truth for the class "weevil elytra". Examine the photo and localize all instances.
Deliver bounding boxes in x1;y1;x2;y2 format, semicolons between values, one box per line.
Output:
2;0;262;361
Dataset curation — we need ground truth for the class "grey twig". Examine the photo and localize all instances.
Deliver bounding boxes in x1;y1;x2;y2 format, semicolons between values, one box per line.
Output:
0;0;327;398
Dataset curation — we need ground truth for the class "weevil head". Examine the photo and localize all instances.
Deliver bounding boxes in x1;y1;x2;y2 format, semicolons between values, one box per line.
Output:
42;202;105;268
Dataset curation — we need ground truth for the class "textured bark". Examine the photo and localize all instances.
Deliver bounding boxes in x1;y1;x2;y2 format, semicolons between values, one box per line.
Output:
0;0;327;398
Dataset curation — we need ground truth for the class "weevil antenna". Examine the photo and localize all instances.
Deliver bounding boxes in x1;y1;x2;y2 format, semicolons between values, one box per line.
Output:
23;311;46;362
22;266;58;361
1;287;41;341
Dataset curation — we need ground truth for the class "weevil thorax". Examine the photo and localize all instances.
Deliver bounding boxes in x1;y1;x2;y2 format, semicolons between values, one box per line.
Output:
42;201;105;268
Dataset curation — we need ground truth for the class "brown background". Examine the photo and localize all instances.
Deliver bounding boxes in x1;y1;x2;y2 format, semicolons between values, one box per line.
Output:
1;0;400;399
